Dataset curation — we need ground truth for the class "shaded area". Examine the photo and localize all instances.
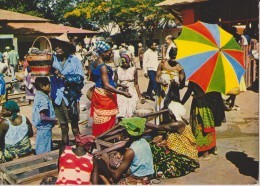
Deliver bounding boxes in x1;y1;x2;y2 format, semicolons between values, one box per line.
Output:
226;151;259;180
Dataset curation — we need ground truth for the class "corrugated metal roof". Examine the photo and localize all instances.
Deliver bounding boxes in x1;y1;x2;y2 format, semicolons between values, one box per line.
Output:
0;9;49;22
156;0;208;7
3;22;98;34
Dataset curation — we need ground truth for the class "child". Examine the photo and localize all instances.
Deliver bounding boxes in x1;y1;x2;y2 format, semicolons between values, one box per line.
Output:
32;77;57;155
23;67;36;104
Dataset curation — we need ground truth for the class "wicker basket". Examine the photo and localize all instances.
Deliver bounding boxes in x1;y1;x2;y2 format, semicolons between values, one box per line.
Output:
26;36;52;76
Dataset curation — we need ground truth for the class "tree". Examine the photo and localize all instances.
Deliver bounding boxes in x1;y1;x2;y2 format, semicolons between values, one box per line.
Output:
64;0;179;41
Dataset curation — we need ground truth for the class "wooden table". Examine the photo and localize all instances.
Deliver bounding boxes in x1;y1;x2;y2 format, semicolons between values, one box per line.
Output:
0;150;59;185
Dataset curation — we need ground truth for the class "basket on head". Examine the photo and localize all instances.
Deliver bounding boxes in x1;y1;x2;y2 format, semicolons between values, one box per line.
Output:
26;36;52;76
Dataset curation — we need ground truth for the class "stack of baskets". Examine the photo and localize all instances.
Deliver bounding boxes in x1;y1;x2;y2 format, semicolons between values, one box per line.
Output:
26;36;52;76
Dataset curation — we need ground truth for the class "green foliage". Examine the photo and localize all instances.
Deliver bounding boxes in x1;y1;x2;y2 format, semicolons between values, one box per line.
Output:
65;0;178;39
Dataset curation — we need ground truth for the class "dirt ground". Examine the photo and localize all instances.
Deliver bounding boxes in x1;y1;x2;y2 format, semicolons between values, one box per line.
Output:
9;58;259;185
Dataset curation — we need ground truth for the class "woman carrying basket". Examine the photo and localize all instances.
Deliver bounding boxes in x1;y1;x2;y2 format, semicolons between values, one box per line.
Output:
50;33;85;146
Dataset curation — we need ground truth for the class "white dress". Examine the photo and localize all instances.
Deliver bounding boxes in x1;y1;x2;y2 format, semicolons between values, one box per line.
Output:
117;67;139;118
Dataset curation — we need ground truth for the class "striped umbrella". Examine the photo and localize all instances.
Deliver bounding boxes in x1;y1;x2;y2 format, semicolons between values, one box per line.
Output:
175;21;245;94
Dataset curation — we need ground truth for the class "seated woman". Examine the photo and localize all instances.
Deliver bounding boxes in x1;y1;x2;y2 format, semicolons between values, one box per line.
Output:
146;101;200;178
0;101;33;162
56;134;98;185
95;117;154;184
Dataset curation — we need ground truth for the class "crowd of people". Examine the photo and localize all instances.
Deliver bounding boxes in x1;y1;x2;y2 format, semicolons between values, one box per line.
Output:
0;27;257;184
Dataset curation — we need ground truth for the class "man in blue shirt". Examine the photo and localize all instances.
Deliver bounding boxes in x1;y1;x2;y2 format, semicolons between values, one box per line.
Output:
50;33;84;146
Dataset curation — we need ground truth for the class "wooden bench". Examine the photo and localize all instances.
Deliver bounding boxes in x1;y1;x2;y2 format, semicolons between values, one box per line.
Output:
0;150;59;185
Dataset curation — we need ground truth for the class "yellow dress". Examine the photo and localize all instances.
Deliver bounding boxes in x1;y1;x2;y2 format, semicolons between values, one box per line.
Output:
167;125;198;162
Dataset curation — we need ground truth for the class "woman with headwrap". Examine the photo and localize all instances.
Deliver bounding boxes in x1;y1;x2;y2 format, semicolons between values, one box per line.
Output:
114;53;143;118
0;101;33;162
89;41;131;136
56;134;98;185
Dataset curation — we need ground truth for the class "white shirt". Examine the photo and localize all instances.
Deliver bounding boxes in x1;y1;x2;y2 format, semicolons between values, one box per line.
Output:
166;42;177;60
128;45;135;57
143;48;159;74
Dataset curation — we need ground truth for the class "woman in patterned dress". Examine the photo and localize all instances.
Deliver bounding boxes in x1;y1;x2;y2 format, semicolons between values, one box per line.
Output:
89;41;131;136
0;101;33;162
114;54;142;118
155;48;185;124
146;112;199;178
181;81;217;159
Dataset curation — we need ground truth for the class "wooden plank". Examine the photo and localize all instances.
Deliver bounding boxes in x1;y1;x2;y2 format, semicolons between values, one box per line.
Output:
17;169;58;184
10;159;57;175
96;124;121;139
95;139;114;148
0;150;58;169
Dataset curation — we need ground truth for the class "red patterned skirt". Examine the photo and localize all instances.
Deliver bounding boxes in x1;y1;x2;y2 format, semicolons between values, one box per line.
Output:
90;88;119;136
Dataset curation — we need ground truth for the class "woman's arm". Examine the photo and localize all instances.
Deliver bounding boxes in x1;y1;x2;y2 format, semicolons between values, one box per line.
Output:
110;148;134;180
155;62;168;86
146;120;185;133
178;69;186;89
0;119;9;151
40;110;58;123
134;69;142;99
25;117;34;138
100;65;132;98
181;82;193;105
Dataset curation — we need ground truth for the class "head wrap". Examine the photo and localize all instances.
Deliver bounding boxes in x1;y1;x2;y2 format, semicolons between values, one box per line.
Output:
75;135;95;147
95;41;111;54
119;117;146;136
168;101;186;121
3;101;20;120
120;53;130;64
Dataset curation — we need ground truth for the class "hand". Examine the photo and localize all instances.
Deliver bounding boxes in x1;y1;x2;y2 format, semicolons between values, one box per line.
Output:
121;84;128;89
123;92;132;98
53;118;59;125
161;81;168;87
144;73;149;78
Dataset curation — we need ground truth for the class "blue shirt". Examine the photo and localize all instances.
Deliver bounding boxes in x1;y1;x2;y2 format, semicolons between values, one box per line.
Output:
0;74;5;95
130;138;154;177
32;90;56;130
90;63;116;88
0;52;3;62
51;55;84;105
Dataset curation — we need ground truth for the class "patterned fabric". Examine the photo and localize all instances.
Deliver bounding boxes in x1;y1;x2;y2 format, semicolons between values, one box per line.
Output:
117;175;152;185
23;68;35;100
116;67;139;117
166;125;198;161
56;146;93;185
90;87;118;136
190;101;216;152
150;144;199;178
4;134;32;161
95;41;111;54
